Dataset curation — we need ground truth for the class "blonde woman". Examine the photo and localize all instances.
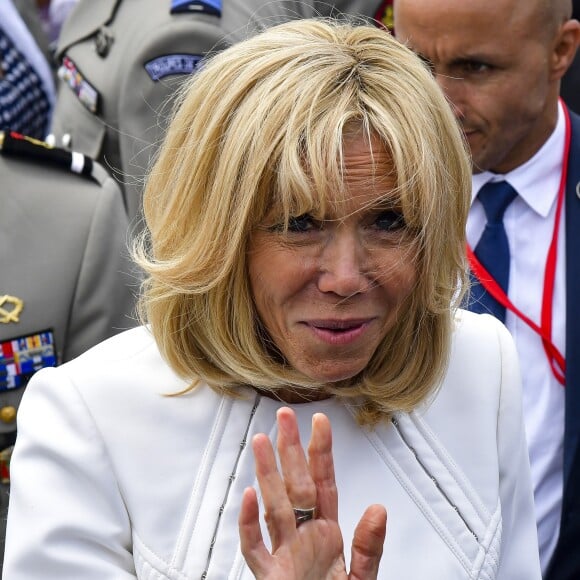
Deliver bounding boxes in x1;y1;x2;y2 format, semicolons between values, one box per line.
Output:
4;19;541;579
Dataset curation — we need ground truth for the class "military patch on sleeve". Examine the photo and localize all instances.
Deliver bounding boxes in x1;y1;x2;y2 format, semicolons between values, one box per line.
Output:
170;0;221;17
144;54;204;81
0;329;57;392
57;56;101;114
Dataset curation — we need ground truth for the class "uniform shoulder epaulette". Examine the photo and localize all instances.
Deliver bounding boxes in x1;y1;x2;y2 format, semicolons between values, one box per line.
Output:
0;130;98;182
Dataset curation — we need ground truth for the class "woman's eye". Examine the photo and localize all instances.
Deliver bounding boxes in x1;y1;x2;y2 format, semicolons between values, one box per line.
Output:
287;214;316;232
375;210;405;231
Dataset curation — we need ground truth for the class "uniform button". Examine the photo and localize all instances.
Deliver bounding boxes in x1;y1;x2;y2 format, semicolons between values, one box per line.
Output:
61;133;72;148
45;133;56;146
0;406;17;424
95;26;114;57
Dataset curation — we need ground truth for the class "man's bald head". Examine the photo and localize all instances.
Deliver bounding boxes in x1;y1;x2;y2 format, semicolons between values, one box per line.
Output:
537;0;574;37
394;0;579;173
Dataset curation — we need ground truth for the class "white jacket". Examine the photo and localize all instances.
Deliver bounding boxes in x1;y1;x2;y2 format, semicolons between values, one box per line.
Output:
3;310;541;579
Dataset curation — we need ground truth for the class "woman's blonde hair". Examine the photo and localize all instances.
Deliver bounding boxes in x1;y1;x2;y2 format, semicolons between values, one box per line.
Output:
134;18;471;425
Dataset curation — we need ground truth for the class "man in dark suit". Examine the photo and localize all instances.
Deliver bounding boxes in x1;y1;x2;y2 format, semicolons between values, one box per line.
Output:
394;0;580;577
561;0;580;112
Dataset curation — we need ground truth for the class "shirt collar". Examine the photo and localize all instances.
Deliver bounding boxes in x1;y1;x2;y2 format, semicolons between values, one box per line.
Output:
472;101;565;218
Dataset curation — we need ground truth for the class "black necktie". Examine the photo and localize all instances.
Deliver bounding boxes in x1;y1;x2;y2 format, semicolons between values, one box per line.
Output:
469;181;517;322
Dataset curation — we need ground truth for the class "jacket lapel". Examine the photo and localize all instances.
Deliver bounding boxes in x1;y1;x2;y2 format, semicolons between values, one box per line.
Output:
548;107;580;580
56;0;121;56
563;108;580;486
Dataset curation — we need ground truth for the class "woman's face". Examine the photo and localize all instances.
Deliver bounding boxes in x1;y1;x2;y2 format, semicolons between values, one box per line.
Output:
248;132;418;386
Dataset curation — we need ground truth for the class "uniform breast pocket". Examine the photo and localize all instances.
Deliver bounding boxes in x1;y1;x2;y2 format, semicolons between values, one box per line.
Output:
49;82;106;160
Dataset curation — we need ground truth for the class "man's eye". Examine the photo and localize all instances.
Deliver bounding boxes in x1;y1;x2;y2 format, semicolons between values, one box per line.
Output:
287;214;316;232
375;210;405;231
462;61;490;74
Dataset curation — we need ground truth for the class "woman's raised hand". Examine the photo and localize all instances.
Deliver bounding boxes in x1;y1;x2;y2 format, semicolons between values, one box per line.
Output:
239;407;387;579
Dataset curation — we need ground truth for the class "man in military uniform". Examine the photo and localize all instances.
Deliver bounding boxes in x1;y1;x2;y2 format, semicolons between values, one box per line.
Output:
0;130;138;567
0;130;138;446
48;0;384;228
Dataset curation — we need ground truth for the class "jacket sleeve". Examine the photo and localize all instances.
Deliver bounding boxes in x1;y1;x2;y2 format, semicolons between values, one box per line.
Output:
64;173;139;362
2;366;136;579
494;319;542;579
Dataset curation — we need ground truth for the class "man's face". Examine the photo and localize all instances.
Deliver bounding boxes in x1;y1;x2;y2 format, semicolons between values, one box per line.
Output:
395;0;559;174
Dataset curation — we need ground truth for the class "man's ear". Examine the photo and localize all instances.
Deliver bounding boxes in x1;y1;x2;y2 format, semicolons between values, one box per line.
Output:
551;19;580;80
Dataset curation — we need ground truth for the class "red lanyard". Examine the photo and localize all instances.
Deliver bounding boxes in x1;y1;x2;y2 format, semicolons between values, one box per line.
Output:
467;103;570;386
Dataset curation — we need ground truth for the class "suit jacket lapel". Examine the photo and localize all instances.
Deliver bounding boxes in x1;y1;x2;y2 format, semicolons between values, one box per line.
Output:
564;109;580;486
537;104;580;580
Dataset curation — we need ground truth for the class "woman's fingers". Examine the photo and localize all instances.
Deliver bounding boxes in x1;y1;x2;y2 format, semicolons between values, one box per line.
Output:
348;504;387;580
239;487;271;577
240;410;386;579
276;409;340;524
276;408;318;522
308;412;338;522
252;432;296;549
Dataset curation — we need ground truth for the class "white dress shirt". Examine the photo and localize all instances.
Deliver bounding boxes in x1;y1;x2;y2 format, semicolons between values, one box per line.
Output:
468;101;567;574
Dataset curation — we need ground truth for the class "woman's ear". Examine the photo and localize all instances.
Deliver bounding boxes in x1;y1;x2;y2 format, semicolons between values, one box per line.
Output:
551;19;580;81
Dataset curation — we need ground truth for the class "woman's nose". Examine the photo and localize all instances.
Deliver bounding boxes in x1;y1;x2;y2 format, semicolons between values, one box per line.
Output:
317;231;370;297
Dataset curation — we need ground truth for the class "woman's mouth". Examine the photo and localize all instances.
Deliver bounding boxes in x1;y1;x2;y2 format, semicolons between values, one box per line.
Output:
304;319;374;345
